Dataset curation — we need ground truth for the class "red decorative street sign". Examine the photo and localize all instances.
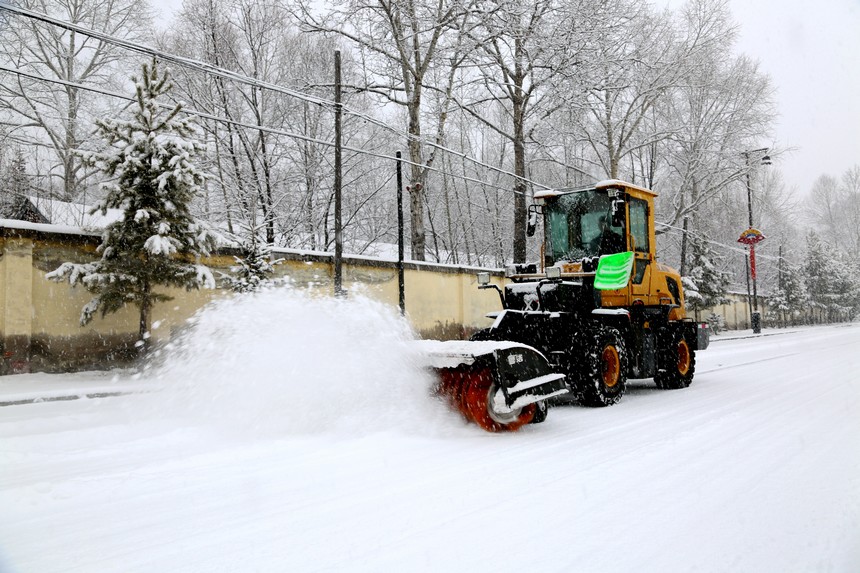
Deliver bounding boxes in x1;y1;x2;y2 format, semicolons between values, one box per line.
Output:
738;228;766;279
738;228;766;245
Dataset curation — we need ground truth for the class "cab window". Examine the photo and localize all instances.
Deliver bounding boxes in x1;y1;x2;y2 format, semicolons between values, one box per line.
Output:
629;198;650;254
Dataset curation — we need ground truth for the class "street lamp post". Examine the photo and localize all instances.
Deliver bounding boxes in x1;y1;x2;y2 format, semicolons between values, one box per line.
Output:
739;148;771;334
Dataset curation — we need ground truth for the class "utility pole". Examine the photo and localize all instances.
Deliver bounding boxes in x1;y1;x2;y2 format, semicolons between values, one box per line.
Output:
396;151;405;315
744;251;752;329
679;217;689;276
334;51;345;297
739;148;771;333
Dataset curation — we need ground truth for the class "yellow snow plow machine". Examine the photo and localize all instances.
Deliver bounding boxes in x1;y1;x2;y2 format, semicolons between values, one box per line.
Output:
423;180;710;432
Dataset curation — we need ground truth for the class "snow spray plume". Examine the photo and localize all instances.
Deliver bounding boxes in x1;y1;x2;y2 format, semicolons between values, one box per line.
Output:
145;285;460;437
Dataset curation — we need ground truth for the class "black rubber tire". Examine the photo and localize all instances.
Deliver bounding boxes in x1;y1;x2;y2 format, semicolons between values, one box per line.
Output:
654;328;696;389
578;327;628;407
530;400;549;424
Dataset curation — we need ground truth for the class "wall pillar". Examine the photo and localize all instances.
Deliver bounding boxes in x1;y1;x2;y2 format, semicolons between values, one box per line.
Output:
2;237;34;374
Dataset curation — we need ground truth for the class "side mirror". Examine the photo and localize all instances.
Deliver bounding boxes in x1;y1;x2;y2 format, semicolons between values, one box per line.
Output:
526;205;541;237
611;198;625;228
477;272;490;285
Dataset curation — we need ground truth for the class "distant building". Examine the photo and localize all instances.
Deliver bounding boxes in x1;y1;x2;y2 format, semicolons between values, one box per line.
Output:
0;196;50;224
0;194;122;230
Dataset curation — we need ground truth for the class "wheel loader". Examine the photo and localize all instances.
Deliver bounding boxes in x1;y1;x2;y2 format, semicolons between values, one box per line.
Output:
425;179;710;432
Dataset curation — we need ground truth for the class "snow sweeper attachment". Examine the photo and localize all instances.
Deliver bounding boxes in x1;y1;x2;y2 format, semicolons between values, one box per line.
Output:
417;340;568;432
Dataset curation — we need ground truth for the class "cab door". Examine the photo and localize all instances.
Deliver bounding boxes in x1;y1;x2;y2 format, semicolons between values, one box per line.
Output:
628;197;653;304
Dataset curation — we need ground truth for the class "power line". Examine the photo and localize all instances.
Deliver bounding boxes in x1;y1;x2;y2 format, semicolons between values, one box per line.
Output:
0;2;551;192
0;64;535;196
656;221;782;262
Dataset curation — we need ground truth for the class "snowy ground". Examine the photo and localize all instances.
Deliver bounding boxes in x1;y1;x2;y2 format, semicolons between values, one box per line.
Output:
1;290;858;573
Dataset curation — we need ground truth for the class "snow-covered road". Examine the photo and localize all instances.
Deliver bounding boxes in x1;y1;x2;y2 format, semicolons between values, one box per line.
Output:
1;295;858;572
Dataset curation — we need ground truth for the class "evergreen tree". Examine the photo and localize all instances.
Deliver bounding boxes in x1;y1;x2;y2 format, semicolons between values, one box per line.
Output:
47;60;216;351
770;260;807;326
6;149;29;197
803;231;828;313
683;234;731;320
223;224;281;293
828;252;860;321
803;231;860;323
0;148;30;210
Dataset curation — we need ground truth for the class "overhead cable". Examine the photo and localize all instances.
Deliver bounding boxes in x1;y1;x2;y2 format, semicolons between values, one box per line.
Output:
0;2;551;192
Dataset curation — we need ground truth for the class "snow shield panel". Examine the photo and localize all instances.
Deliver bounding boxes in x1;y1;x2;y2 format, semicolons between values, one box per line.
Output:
594;251;634;290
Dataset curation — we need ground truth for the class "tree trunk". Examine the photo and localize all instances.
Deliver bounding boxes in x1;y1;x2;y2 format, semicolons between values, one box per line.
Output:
63;31;78;201
407;92;426;261
512;99;527;263
139;282;151;354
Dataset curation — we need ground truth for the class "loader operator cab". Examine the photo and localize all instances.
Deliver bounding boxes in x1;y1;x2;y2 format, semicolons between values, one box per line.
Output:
530;180;686;315
539;185;630;265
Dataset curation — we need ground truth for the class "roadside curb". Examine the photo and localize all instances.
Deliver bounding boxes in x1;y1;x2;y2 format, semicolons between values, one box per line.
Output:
712;323;855;343
0;390;137;407
711;329;800;343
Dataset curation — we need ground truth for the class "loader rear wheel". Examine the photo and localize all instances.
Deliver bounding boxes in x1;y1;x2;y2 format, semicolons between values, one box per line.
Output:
462;368;536;432
578;327;628;407
654;329;696;389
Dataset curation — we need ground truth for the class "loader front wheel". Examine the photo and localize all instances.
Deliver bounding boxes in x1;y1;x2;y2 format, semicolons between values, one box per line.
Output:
530;400;549;424
463;369;536;432
655;329;695;389
578;327;628;407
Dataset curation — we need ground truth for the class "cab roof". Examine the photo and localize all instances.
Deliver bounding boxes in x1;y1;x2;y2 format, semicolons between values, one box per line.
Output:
534;179;657;200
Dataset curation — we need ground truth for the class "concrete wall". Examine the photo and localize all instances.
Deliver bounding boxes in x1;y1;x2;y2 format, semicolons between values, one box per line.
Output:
0;223;505;374
688;292;770;330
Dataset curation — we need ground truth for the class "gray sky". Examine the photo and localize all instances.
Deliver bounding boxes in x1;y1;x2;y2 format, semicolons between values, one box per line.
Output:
727;0;860;195
151;0;860;196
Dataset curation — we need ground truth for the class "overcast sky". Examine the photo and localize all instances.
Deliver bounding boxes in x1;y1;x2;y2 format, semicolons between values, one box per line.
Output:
151;0;860;196
726;0;860;195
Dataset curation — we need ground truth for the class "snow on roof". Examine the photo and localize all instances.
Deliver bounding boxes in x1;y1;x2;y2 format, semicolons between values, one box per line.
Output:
594;179;657;196
0;218;102;237
270;243;503;273
26;196;123;231
533;190;566;200
535;180;657;200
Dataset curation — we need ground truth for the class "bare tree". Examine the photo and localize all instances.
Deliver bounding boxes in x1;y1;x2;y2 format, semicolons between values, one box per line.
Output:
291;0;475;261
161;0;390;255
659;52;776;231
0;0;151;201
161;0;288;244
575;0;737;182
806;165;860;256
459;0;586;262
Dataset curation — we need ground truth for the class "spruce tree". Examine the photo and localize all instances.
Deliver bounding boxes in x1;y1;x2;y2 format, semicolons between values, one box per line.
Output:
0;148;29;210
47;60;216;351
224;223;281;293
770;260;807;326
802;231;860;322
6;149;29;197
683;234;731;320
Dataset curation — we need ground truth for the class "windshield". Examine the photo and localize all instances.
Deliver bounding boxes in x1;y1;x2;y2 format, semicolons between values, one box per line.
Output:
545;189;626;263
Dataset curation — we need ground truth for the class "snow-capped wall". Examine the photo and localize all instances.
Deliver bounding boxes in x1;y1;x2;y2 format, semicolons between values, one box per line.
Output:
0;221;505;374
